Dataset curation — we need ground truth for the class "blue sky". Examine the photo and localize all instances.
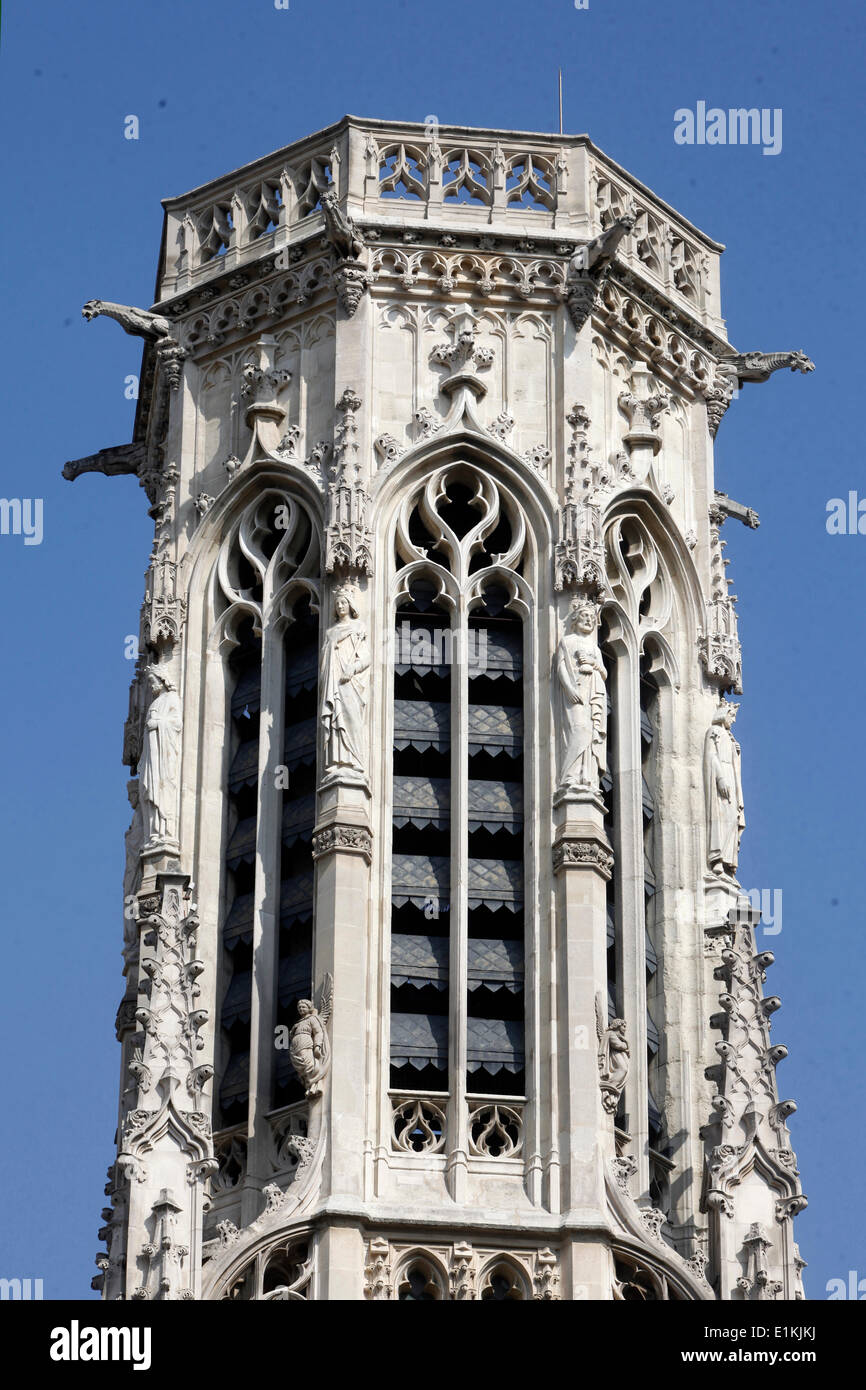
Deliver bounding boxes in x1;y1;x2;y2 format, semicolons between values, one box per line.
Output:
0;0;862;1299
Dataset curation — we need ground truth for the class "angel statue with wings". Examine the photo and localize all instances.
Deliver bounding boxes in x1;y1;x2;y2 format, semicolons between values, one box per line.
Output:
595;994;630;1115
289;974;334;1097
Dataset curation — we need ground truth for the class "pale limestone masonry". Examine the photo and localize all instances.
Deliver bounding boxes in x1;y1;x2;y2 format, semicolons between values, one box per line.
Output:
69;116;811;1301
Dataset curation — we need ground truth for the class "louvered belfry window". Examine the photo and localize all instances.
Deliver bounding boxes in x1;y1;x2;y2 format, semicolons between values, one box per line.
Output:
213;492;320;1126
388;464;530;1122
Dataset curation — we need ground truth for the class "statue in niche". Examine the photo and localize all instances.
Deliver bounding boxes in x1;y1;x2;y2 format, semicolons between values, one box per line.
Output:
320;585;370;780
704;699;745;876
289;974;333;1098
138;668;182;845
596;995;630;1115
122;779;145;960
555;597;607;794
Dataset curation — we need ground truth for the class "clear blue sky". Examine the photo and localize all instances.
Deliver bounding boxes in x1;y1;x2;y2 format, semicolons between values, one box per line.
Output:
0;0;862;1300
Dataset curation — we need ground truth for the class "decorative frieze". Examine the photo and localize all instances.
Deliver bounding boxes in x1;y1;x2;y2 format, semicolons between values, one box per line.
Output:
362;1238;560;1301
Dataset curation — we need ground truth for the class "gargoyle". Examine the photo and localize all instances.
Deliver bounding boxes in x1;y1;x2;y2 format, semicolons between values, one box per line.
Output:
82;299;172;341
707;349;814;437
62;441;146;483
569;215;636;277
712;491;760;530
564;216;635;333
320;192;365;261
720;350;815;386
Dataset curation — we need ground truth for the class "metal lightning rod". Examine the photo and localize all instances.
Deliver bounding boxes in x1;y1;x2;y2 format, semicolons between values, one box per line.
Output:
559;69;563;135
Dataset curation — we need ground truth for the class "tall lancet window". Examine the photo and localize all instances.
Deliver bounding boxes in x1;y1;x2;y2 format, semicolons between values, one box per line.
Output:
212;492;321;1131
604;509;678;1196
388;464;531;1160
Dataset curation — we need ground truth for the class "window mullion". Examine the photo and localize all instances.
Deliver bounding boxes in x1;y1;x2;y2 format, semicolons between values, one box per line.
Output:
447;595;469;1202
246;609;287;1187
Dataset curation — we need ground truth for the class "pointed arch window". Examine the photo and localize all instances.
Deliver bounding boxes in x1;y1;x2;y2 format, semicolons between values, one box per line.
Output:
603;510;679;1197
388;463;532;1153
212;492;321;1132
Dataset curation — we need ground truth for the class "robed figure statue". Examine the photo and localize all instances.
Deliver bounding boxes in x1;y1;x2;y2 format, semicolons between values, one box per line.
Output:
320;585;370;781
555;598;607;795
704;699;745;876
139;668;182;845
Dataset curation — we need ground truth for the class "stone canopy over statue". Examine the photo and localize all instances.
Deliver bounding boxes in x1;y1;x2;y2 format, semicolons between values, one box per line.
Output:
320;585;370;784
555;597;608;796
704;699;745;876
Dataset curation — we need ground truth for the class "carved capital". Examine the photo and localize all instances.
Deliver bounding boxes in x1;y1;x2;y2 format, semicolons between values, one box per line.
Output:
552;836;613;878
311;823;372;861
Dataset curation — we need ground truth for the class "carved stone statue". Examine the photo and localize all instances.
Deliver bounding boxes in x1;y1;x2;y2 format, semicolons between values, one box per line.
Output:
122;780;145;959
704;699;745;876
82;299;172;341
138;669;182;845
596;995;629;1115
555;598;607;794
289;975;333;1097
320;585;370;780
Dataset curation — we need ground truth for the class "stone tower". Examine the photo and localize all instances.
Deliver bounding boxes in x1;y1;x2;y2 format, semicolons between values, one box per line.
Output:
71;117;812;1302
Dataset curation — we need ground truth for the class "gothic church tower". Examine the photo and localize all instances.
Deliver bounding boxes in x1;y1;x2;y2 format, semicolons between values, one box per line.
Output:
69;117;811;1301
